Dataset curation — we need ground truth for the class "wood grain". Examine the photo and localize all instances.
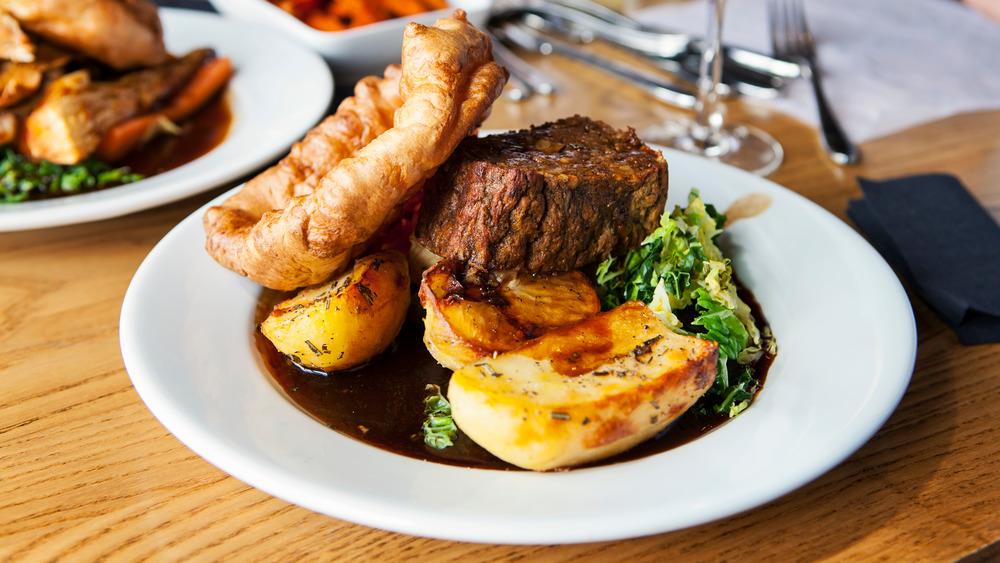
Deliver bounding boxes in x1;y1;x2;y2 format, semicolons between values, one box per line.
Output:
3;39;1000;562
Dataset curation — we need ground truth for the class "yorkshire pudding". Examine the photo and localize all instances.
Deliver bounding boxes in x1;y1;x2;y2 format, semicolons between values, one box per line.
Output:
203;10;508;290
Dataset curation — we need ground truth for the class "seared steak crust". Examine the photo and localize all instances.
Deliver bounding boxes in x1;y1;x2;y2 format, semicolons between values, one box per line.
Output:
415;115;668;273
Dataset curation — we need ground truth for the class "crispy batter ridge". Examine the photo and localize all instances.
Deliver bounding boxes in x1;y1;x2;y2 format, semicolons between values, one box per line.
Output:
209;65;404;230
203;11;508;290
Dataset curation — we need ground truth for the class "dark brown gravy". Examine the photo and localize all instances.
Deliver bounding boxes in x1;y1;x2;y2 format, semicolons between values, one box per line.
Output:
117;92;232;178
255;281;775;471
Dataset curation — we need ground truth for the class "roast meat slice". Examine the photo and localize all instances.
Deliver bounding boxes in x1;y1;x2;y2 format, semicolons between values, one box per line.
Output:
416;115;669;273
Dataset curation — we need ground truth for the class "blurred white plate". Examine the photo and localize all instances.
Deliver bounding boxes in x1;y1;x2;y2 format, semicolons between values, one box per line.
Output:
120;145;916;544
208;0;491;84
0;8;332;232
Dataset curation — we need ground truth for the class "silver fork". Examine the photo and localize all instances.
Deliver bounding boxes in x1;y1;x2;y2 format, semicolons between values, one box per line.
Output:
768;0;859;164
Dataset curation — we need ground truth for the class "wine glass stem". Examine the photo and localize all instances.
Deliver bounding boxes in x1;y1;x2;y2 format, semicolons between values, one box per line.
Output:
692;0;727;152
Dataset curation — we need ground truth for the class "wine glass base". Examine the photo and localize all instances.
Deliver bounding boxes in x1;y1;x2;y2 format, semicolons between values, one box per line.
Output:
641;121;783;177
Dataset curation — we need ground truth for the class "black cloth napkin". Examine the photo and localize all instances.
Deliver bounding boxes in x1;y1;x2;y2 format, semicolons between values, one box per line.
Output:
847;174;1000;345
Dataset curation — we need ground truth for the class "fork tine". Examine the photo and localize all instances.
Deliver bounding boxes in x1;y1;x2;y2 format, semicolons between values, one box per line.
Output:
792;0;808;38
771;0;860;164
781;0;796;55
766;0;781;56
789;0;813;58
767;0;796;60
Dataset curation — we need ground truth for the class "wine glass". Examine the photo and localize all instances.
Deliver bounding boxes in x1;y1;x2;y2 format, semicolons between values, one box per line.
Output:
641;0;783;176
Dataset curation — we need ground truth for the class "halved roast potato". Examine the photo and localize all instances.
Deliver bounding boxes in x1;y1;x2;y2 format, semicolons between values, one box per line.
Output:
447;301;719;471
418;260;601;370
260;250;410;371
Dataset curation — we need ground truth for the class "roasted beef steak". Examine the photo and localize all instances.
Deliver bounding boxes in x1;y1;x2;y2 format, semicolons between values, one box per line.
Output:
415;115;668;273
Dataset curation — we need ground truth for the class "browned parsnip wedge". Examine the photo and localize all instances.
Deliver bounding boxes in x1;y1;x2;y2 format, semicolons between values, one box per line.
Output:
448;301;719;471
261;250;409;371
419;260;601;370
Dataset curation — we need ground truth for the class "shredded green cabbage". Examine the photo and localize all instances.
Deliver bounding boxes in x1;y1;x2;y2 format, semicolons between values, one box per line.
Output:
593;189;774;418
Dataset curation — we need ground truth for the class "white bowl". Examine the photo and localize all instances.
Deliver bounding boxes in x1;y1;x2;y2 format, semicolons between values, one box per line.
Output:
208;0;492;84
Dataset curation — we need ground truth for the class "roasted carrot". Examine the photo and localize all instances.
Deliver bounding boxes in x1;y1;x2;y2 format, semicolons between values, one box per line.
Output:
94;115;159;162
271;0;447;30
305;12;346;31
382;0;434;17
331;0;383;26
95;57;233;162
416;0;448;9
276;0;321;19
159;56;233;122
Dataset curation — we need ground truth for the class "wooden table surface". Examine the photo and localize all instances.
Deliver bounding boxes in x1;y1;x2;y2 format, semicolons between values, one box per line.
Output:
3;30;1000;562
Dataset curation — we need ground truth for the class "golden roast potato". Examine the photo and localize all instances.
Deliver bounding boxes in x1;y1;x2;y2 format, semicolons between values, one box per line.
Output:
260;250;410;371
418;260;602;370
447;301;719;471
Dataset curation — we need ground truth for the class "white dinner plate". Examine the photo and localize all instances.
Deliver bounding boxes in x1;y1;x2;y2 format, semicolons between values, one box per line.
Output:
0;8;332;232
120;146;916;544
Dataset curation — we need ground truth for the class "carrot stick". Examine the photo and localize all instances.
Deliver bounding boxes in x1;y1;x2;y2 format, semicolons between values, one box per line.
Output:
159;56;233;122
94;115;159;162
95;57;233;162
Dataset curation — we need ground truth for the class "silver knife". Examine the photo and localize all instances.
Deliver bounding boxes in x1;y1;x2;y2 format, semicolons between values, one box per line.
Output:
495;22;697;110
497;2;802;80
